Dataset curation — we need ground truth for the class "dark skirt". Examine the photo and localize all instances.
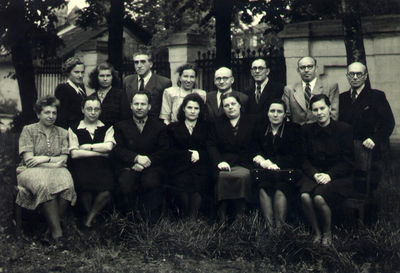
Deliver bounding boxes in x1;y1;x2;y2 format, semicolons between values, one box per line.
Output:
252;168;301;198
168;171;211;195
71;156;114;192
217;166;252;201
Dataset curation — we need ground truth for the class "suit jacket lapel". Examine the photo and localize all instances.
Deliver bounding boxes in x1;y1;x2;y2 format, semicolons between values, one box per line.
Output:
145;74;156;92
293;83;307;112
313;79;324;95
209;92;219;116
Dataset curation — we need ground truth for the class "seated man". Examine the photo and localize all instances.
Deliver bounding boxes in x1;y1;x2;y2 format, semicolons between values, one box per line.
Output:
113;91;169;219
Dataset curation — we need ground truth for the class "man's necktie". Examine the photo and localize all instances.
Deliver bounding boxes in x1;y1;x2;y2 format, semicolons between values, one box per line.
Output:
351;89;357;103
304;83;311;108
255;83;261;104
139;77;144;91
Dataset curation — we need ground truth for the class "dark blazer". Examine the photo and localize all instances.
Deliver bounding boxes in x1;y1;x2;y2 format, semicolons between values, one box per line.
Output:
302;120;354;180
167;121;210;176
123;73;172;119
207;115;256;169
55;83;87;129
96;87;132;126
252;120;304;169
339;87;395;156
113;118;169;170
245;80;284;119
205;90;248;122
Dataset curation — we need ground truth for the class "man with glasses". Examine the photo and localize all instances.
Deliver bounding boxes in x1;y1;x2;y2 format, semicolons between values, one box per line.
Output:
123;51;172;119
206;67;248;121
245;58;284;118
283;56;339;125
339;62;394;191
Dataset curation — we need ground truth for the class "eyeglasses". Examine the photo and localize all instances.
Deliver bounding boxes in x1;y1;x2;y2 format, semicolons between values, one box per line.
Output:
215;76;232;82
251;66;266;72
298;65;315;71
347;72;366;78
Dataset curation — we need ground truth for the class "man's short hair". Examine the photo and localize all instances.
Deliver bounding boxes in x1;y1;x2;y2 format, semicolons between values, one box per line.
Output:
252;58;269;68
309;94;331;110
297;56;317;67
133;51;153;62
132;90;152;105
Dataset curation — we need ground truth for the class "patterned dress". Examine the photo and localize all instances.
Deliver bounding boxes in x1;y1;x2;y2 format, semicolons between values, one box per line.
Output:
16;123;76;210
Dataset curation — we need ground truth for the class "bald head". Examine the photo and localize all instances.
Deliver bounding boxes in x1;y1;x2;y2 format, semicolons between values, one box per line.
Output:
347;62;367;73
346;62;368;89
215;67;234;92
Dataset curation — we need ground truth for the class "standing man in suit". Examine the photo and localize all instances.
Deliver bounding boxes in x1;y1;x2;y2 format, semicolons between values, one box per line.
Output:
339;62;395;190
113;90;169;219
123;51;172;119
283;56;339;125
206;67;248;121
245;58;284;119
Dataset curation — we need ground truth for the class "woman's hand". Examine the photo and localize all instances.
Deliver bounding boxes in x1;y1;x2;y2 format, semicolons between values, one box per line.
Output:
132;163;145;172
259;159;273;169
25;156;49;168
267;163;280;170
217;162;231;172
253;155;264;166
189;150;200;163
314;173;331;184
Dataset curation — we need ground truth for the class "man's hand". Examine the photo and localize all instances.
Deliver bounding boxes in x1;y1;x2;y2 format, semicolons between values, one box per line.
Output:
267;163;280;170
131;163;145;172
253;155;264;165
217;162;231;172
362;138;375;150
314;173;331;184
189;150;200;163
260;159;273;169
135;155;151;168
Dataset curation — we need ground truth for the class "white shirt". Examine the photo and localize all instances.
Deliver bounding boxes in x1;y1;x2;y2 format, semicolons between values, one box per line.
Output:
138;71;152;90
302;77;317;94
68;120;115;151
352;83;365;99
255;78;269;95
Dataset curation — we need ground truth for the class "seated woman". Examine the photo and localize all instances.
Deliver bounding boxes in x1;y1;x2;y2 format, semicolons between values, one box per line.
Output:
88;62;131;126
68;95;115;228
252;99;303;230
207;92;256;222
167;93;211;218
16;96;76;242
300;94;354;246
160;64;206;125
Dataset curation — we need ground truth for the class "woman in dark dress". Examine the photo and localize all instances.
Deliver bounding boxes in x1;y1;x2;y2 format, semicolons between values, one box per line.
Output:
55;57;86;129
300;94;354;246
207;92;256;222
88;62;131;126
167;93;211;217
252;99;303;230
68;95;115;228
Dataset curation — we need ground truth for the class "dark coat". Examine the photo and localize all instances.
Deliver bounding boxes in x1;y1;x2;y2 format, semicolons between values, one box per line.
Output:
113;118;169;170
55;83;86;129
244;80;284;119
123;73;172;119
205;90;248;122
207;115;256;170
302;120;354;180
339;87;395;156
96;87;132;126
252;120;304;169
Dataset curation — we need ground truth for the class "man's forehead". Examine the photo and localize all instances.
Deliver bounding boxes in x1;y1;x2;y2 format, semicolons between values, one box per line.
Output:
252;59;266;67
132;94;149;103
133;54;150;61
348;63;366;72
298;57;315;66
215;68;232;77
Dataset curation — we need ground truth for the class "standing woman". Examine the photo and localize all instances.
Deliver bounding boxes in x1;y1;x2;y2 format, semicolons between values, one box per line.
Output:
55;57;86;129
68;95;116;228
167;93;211;218
207;92;256;222
16;96;76;241
160;64;206;125
252;99;303;230
88;62;131;126
300;94;354;246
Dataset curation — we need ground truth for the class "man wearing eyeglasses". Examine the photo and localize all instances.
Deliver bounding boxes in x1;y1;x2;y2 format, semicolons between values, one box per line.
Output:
206;67;248;121
339;62;394;190
123;51;172;119
282;56;339;125
245;58;284;118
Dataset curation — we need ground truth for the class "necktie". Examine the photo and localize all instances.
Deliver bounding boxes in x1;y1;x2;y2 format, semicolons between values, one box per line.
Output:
351;89;357;102
255;83;261;104
304;83;311;108
139;77;144;91
218;93;223;112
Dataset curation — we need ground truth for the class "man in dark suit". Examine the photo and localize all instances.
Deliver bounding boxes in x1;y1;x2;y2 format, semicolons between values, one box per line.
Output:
245;58;284;119
206;67;248;121
339;62;395;189
113;91;169;219
123;51;172;119
283;56;339;125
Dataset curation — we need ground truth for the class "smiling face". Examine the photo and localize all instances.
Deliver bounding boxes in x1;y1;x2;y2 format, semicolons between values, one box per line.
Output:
297;57;317;83
268;103;286;126
183;100;200;122
222;96;241;119
98;69;113;89
69;64;85;85
214;67;234;92
37;105;57;127
133;54;152;77
82;99;101;123
251;59;270;83
179;69;196;91
311;99;331;127
131;93;151;119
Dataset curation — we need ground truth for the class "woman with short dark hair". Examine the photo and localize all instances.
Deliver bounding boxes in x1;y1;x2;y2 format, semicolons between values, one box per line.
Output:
16;95;76;242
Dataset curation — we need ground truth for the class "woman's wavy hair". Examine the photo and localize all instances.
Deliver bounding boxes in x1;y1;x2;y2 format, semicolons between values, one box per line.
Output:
33;96;60;114
176;63;197;88
88;62;121;90
309;94;331;110
266;98;287;113
177;93;206;122
62;57;84;76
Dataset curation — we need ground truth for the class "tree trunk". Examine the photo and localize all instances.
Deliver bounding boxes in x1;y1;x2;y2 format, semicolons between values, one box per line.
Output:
214;0;233;67
108;0;124;77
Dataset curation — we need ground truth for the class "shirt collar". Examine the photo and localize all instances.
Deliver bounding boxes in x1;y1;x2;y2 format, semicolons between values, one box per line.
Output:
265;122;285;138
353;83;365;96
67;79;84;95
256;78;269;94
302;77;317;93
77;120;105;129
138;71;152;86
133;116;148;124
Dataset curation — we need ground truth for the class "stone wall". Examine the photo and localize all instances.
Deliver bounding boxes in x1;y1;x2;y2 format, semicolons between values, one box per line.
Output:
279;15;400;143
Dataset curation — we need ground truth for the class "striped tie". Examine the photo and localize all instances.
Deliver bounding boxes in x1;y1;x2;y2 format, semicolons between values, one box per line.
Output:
304;83;311;108
255;83;261;104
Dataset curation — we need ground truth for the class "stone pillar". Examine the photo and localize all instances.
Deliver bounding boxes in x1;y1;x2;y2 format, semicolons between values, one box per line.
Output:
165;32;209;86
